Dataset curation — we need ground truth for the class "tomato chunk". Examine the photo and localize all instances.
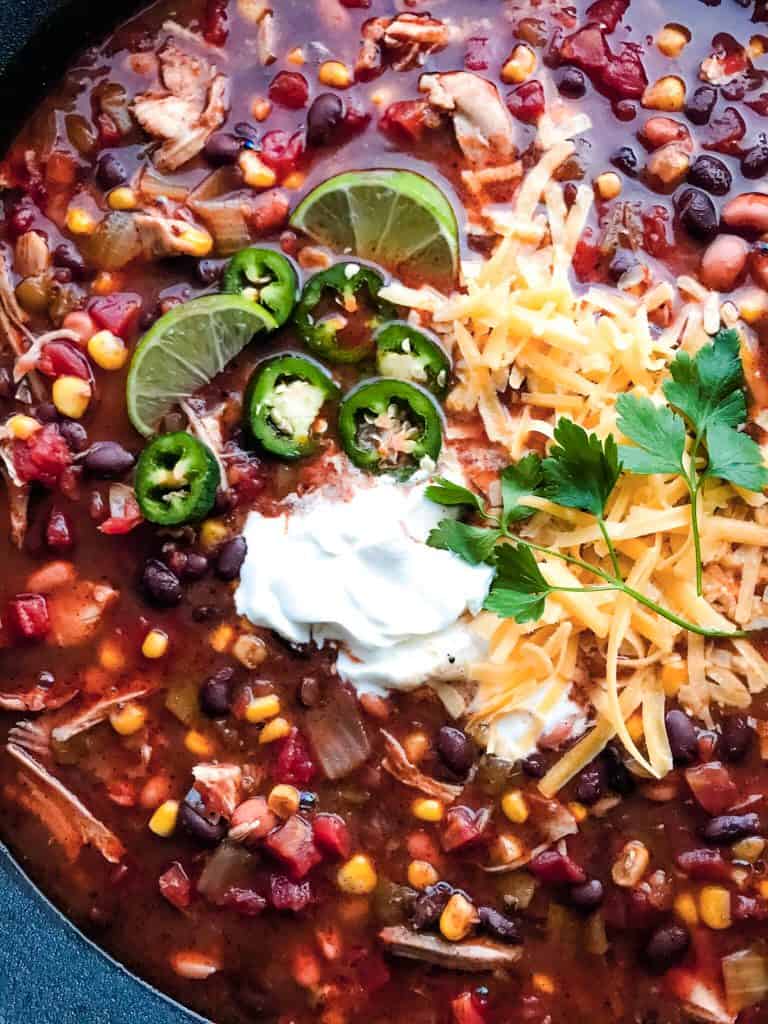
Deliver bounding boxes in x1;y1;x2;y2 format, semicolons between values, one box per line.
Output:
313;813;351;859
269;873;313;912
159;862;192;910
529;849;586;884
269;71;309;110
89;293;142;337
7;593;50;642
265;815;322;879
275;728;316;785
38;340;91;381
14;425;72;488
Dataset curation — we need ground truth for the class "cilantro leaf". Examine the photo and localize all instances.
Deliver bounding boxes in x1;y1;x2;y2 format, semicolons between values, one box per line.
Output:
542;418;621;518
428;520;501;565
425;477;485;515
663;328;746;435
482;543;551;623
704;423;768;492
616;394;686;475
501;453;542;528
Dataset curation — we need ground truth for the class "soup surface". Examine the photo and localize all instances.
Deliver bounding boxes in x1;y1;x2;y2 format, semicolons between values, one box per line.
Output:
2;2;768;1023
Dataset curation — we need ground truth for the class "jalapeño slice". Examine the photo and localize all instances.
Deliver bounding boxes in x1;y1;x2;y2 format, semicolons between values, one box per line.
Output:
246;352;340;460
338;378;443;478
136;432;220;525
293;262;395;364
374;321;451;397
222;247;298;327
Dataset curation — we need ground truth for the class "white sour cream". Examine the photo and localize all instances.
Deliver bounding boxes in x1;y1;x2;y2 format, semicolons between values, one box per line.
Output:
235;469;493;694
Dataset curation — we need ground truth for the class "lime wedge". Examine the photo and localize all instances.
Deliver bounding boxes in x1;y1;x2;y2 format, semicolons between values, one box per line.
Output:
290;169;459;290
127;295;276;437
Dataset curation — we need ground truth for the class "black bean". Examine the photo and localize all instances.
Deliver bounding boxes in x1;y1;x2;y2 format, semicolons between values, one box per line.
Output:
53;242;88;280
141;559;183;607
568;879;604;913
676;188;718;243
37;670;55;689
410;882;454;930
179;794;227;846
192;604;219;622
58;419;88;452
96;153;128;190
234;122;260;144
436;726;475;777
195;259;224;287
478;906;522;943
687;155;732;197
215;536;247;581
35;402;59;423
665;709;698;765
700;813;761;845
199;667;234;717
203;132;242;165
610;146;639;177
82;441;135;478
609;251;638;283
574;760;606;806
685;85;717;126
299;791;318;810
521;752;547;779
601;744;636;796
555;66;586;99
741;143;768;180
645;924;690;972
719;714;753;763
182;552;209;580
298;675;322;708
306;93;344;147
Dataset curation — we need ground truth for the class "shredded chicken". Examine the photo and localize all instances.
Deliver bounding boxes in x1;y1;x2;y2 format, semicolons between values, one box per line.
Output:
357;14;450;75
0;248;30;357
133;41;230;172
379;926;522;970
0;686;77;714
0;445;29;549
46;579;119;648
381;730;462;802
192;763;242;818
51;684;154;744
419;71;516;167
7;744;125;863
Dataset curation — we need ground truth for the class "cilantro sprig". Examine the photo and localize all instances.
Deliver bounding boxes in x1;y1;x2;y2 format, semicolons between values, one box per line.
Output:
428;329;768;639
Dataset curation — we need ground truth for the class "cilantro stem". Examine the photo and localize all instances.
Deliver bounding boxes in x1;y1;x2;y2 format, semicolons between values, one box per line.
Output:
598;517;622;579
689;479;704;597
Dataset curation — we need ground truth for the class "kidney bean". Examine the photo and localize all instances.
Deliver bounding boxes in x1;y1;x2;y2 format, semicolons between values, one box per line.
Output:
529;850;586;885
411;882;454;930
204;132;242;165
574;760;606;805
700;813;761;845
675;848;731;882
640;116;691;152
96;152;127;190
556;67;586;98
610;146;639;177
568;879;604;912
685;84;716;126
179;795;227;846
719;714;753;762
687;155;732;197
644;924;690;972
436;726;475;777
141;559;183;607
199;667;234;717
215;536;247;581
676;188;718;243
665;709;698;764
699;234;749;291
306;93;345;147
722;192;768;236
82;441;135;478
478;906;522;943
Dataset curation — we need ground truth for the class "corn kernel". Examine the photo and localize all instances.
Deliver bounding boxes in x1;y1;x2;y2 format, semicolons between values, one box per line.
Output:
439;892;477;942
200;518;230;552
594;171;622;201
209;623;234;652
149;799;179;837
612;840;650;887
175;224;213;258
260;716;292;744
759;879;768;900
532;974;555;996
674;891;699;927
92;271;122;296
501;44;537;84
233;634;267;669
337;854;378;895
283;171;306;190
657;24;690;58
110;702;147;736
142;628;169;659
251;96;272;121
99;639;126;672
287;47;305;65
626;710;644;743
52;375;91;419
6;414;41;440
108;186;138;211
749;35;768;58
407;859;439;890
412;798;445;822
66;207;97;235
699;885;732;930
185;729;215;758
239;150;277;190
732;836;766;862
739;288;768;325
661;658;688;696
642;76;686;112
245;693;281;723
318;61;353;89
568;801;588;824
268;784;300;818
501;789;529;824
403;731;429;764
88;329;128;371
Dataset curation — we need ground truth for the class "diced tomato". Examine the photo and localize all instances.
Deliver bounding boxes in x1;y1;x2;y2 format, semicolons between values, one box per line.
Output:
107;780;137;807
560;25;611;75
13;425;71;488
675;848;731;883
6;593;50;642
265;815;322;879
220;887;267;916
602;43;647;100
529;849;586;884
45;508;75;552
572;229;602;282
642;205;672;259
507;80;546;123
269;873;313;912
684;762;738;816
561;27;646;100
98;512;144;535
269;71;309;110
340;0;370;6
260;130;305;179
703;106;746;155
38;340;91;381
342;104;372;137
380;101;438;142
313;813;351;859
159;862;192;910
464;37;490;71
275;728;317;786
202;0;229;46
353;950;390;994
585;0;629;32
89;293;142;337
96;112;122;147
452;991;488;1024
441;806;490;852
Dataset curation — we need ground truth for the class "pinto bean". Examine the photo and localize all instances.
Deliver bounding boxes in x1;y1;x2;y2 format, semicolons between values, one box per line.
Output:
699;234;749;292
722;193;768;237
640;116;691;152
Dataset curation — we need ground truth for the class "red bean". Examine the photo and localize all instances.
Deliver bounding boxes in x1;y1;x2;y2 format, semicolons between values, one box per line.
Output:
699;234;749;291
723;192;768;237
640;116;691;152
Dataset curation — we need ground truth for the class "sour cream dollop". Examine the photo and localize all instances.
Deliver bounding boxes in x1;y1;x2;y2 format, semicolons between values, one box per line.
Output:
235;471;494;695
